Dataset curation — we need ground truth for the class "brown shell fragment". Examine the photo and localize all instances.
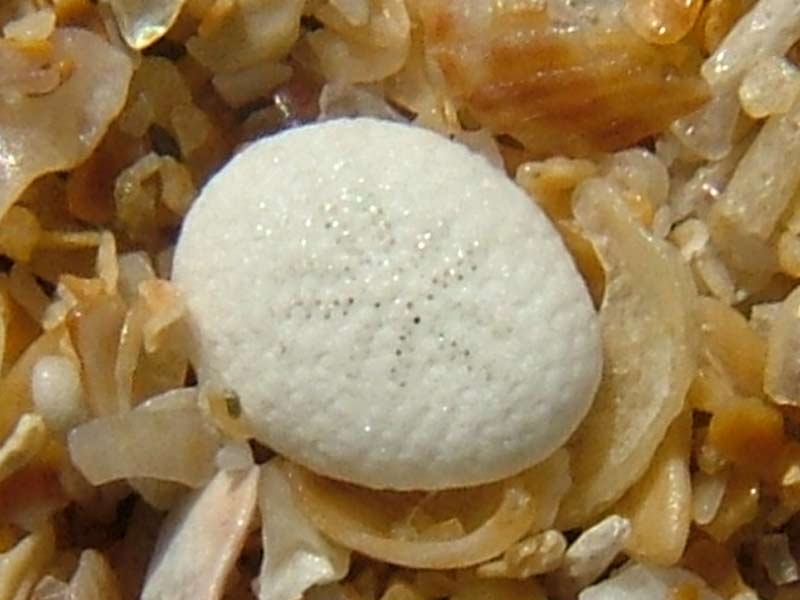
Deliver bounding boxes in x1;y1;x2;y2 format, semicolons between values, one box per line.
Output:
419;3;709;158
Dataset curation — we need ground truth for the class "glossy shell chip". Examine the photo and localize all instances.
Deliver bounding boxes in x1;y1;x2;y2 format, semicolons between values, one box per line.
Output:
107;0;187;49
172;118;601;491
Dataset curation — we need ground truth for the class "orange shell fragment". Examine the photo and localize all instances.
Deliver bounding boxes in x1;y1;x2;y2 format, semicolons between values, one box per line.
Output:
420;3;709;158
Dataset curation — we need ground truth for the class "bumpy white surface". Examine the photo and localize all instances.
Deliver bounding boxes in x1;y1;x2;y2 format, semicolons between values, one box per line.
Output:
172;118;601;490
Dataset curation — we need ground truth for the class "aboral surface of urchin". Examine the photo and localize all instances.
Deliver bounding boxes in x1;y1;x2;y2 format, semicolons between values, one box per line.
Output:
172;118;602;491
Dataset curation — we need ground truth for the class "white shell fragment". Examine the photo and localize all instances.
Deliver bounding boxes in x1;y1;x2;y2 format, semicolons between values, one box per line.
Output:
257;461;350;600
173;118;601;490
578;563;723;600
739;56;800;119
141;466;259;600
702;0;800;90
68;402;219;487
556;515;632;592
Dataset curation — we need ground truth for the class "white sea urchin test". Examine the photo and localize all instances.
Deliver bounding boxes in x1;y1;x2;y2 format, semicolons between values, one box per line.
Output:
172;118;602;491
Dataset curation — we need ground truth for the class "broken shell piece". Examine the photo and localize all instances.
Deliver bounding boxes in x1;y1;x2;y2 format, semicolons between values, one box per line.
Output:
558;178;697;528
2;9;56;43
765;286;800;407
31;576;69;599
702;0;800;90
419;1;708;158
476;529;567;579
141;466;259;600
0;28;133;221
284;449;570;570
117;252;157;304
67;400;219;487
257;461;350;600
701;471;759;543
698;297;766;398
692;470;728;526
69;549;123;600
173;118;601;491
107;0;187;50
621;0;703;45
215;441;254;472
318;82;405;122
0;413;47;484
578;562;723;600
556;515;632;592
308;0;411;84
669;86;741;162
186;0;305;73
710;97;800;241
739;56;800;118
615;411;692;566
676;0;800;160
0;523;56;600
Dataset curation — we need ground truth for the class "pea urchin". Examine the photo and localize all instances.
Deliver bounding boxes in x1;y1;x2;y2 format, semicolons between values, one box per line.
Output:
172;117;602;490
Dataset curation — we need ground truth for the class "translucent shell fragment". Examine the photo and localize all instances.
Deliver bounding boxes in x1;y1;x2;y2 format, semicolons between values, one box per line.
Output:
107;0;187;49
284;450;570;569
557;178;697;528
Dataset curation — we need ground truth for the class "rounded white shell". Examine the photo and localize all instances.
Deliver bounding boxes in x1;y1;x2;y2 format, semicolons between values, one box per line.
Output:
172;118;601;490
